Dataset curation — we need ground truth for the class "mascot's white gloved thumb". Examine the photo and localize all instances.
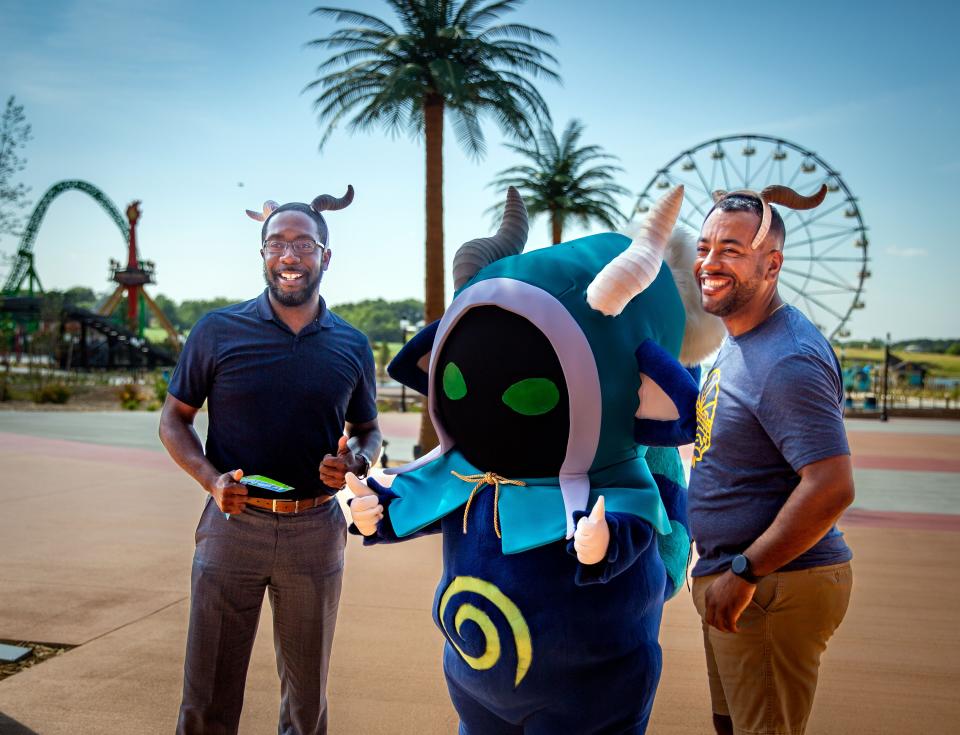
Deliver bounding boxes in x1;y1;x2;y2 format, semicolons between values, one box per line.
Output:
574;495;610;565
346;472;382;537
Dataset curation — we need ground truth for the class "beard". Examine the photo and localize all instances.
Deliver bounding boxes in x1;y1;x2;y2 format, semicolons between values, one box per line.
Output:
701;262;766;318
263;263;322;307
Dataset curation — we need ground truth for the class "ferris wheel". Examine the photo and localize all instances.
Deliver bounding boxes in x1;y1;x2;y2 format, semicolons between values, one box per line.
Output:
632;134;869;340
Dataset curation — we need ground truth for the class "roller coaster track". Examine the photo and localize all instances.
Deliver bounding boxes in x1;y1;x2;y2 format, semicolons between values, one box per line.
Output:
3;180;130;295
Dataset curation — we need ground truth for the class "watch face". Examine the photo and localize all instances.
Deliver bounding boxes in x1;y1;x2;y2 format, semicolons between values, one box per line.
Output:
732;555;747;574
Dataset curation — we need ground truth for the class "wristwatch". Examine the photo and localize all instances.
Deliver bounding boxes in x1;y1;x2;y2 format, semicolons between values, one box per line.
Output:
730;554;761;584
354;452;371;479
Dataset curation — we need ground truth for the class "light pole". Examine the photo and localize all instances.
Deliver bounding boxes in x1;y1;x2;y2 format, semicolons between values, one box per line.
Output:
839;345;849;410
881;332;890;422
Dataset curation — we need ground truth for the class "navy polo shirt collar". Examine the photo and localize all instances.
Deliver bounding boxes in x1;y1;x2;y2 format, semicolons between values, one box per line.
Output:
256;288;335;329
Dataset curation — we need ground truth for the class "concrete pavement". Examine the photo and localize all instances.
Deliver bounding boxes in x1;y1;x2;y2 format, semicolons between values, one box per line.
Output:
0;413;958;733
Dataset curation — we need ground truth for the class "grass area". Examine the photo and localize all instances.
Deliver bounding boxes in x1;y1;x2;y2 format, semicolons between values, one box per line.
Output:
143;326;170;343
837;347;960;377
372;341;405;378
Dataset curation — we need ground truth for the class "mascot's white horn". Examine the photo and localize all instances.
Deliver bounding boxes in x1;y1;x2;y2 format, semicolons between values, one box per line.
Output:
586;185;684;317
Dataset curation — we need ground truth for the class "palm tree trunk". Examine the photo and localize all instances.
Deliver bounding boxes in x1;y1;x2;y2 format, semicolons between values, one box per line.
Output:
551;211;562;244
417;94;444;455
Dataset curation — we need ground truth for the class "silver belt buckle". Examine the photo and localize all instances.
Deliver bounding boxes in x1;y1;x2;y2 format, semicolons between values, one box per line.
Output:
294;499;300;514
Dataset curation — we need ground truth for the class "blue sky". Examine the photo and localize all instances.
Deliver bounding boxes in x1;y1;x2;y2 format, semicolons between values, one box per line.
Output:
1;0;957;340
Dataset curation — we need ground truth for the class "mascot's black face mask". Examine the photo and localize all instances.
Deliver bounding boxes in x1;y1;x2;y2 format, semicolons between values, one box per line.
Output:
434;306;569;478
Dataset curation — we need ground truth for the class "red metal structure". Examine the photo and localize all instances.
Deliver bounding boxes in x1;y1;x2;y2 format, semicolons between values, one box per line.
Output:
99;201;178;346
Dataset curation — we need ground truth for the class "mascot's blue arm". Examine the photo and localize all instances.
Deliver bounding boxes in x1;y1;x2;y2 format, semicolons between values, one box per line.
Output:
387;320;441;397
633;340;700;447
565;511;655;586
347;476;442;544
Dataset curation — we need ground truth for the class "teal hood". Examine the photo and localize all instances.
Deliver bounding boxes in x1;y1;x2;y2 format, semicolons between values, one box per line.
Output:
388;231;687;540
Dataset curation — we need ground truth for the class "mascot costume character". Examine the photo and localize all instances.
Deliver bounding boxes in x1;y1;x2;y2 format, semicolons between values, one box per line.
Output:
347;185;725;734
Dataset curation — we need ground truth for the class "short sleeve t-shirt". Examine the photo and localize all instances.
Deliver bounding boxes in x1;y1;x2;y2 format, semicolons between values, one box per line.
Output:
168;290;377;499
687;305;852;576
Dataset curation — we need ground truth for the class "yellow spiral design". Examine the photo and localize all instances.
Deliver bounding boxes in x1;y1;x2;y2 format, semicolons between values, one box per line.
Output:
439;575;532;687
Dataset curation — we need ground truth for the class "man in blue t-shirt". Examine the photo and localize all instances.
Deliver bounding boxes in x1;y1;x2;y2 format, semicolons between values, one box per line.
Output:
159;188;380;735
688;186;854;735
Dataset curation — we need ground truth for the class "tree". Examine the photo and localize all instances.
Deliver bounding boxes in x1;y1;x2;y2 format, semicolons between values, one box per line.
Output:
0;96;33;239
331;297;423;342
488;119;629;244
63;286;97;311
177;298;235;330
307;0;559;452
151;293;184;330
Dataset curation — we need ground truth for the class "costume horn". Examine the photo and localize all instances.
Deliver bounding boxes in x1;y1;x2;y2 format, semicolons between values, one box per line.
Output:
245;200;279;222
453;186;529;290
311;185;355;213
586;185;684;317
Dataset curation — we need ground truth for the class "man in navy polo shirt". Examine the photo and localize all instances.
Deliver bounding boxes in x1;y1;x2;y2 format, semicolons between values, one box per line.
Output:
159;186;380;735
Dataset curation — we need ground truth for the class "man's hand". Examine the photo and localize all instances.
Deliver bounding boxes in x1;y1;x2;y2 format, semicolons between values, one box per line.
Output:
209;469;247;514
574;496;610;565
345;472;382;536
320;435;363;489
704;570;756;632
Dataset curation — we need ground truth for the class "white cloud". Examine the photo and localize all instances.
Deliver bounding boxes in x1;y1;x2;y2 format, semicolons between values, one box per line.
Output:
885;246;928;258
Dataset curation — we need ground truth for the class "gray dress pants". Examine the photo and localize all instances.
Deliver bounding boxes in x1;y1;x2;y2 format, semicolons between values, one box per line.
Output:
177;496;346;735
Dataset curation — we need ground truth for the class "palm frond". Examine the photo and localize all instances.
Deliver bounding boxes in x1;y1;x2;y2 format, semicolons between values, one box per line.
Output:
487;118;629;237
311;6;398;35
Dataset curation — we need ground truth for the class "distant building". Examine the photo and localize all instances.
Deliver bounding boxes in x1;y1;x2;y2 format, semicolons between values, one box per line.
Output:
890;359;929;388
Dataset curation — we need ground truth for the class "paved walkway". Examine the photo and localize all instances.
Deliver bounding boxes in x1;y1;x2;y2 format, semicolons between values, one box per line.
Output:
0;413;957;733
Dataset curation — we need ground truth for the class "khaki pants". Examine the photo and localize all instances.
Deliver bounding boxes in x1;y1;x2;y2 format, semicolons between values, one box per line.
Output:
692;562;852;735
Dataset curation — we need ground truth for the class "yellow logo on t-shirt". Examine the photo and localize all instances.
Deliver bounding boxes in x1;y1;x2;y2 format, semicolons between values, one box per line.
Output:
692;368;720;468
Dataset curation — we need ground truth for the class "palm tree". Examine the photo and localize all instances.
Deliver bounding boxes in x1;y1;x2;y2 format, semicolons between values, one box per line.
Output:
306;0;559;454
489;119;629;244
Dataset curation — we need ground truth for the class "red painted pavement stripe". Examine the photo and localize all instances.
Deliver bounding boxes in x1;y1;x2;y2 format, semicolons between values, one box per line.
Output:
852;455;960;473
0;432;179;473
841;507;960;532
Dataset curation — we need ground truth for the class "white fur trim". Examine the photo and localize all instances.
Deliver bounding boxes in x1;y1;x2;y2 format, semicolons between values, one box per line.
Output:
663;226;727;366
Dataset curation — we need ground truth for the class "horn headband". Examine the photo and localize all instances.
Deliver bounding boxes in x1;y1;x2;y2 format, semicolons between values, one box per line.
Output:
245;185;355;222
708;184;827;250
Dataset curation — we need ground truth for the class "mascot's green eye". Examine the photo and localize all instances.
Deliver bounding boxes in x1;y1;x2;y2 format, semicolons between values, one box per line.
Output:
502;378;560;416
443;361;468;400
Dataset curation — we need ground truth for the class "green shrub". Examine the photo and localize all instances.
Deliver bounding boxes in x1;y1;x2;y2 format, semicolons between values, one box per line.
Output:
153;372;169;402
118;382;144;410
34;383;71;404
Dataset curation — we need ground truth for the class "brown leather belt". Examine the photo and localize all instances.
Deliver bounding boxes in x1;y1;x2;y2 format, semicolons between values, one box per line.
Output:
245;495;334;514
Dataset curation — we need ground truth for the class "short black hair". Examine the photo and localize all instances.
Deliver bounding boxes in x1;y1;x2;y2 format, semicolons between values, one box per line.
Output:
261;203;329;245
713;194;785;249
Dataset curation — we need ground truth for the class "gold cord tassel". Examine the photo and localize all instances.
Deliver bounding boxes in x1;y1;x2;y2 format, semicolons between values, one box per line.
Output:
451;471;527;539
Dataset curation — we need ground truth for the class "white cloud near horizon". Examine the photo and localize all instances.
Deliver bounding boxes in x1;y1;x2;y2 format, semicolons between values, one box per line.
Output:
885;246;928;258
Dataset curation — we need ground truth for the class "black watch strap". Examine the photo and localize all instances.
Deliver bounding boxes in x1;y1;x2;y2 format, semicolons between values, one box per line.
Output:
355;452;371;478
731;554;761;584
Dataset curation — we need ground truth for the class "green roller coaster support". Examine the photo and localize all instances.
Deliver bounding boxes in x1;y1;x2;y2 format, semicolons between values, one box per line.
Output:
3;180;129;295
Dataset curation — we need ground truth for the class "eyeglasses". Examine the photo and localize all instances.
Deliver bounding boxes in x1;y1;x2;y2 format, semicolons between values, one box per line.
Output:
262;239;325;255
